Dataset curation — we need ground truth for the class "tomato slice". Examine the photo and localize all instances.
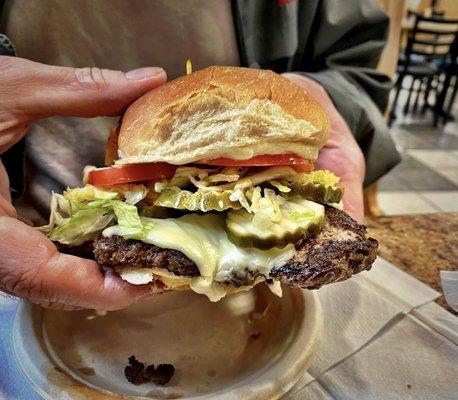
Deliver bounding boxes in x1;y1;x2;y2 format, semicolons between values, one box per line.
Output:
89;155;313;186
88;163;177;186
199;154;314;172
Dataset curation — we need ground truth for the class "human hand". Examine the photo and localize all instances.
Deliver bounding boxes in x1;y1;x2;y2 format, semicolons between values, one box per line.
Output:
0;57;167;310
282;73;365;223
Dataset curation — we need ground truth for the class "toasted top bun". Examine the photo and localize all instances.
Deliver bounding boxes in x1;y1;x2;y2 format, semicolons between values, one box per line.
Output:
116;66;330;165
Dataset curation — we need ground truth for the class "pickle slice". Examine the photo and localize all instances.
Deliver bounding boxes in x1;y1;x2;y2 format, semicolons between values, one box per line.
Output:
226;198;325;250
283;181;343;204
154;186;242;212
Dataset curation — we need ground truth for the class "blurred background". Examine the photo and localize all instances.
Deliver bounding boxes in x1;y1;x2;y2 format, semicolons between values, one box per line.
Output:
369;0;458;215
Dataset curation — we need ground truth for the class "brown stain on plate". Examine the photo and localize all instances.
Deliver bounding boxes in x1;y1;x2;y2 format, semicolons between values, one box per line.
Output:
47;367;130;400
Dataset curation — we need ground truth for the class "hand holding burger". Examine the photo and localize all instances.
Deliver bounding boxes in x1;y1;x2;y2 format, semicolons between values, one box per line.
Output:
0;57;167;310
282;73;365;223
0;59;376;309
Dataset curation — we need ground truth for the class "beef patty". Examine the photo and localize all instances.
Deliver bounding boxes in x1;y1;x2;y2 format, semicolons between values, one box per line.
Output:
89;206;378;289
94;235;199;277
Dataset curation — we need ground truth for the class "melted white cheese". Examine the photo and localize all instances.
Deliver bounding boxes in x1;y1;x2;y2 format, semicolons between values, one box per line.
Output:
103;214;294;301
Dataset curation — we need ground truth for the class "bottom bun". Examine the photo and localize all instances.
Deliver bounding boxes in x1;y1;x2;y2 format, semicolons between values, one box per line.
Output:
115;266;281;300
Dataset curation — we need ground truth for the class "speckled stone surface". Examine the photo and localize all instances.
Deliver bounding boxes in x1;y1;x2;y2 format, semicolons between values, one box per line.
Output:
366;213;458;315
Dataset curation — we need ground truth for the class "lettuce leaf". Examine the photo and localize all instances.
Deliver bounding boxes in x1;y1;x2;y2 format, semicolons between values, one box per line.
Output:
269;180;291;193
64;185;119;202
111;201;144;237
47;207;115;245
41;191;148;245
64;184;148;205
251;189;286;229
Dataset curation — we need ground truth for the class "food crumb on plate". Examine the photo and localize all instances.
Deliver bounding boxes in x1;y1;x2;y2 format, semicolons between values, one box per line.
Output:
124;355;174;385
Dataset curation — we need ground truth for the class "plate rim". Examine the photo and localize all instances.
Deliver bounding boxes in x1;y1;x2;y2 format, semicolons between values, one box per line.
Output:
12;289;322;400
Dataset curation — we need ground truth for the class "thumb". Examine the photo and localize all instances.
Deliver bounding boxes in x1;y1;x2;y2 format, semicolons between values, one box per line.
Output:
0;56;167;119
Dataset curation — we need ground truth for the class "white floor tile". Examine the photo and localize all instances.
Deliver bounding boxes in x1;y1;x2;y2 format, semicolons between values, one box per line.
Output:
436;169;458;185
444;122;458;137
378;192;439;215
420;191;458;212
407;150;458;169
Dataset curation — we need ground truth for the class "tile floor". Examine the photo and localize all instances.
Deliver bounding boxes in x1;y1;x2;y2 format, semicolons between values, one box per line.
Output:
377;93;458;215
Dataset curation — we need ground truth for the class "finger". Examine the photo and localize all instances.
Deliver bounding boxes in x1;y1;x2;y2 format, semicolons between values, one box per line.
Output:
35;301;85;311
0;195;16;218
0;56;167;119
285;74;366;222
0;160;12;202
0;162;16;218
341;179;364;224
282;73;349;133
0;217;163;310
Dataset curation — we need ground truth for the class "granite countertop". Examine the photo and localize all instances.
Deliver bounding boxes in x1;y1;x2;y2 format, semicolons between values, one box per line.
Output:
366;212;458;315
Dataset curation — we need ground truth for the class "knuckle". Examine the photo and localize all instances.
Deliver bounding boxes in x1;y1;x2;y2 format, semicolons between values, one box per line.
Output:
38;301;67;310
74;67;111;89
38;301;83;311
1;267;49;303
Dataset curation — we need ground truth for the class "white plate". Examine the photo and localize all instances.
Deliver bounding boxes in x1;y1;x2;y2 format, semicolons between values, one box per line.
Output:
13;284;322;399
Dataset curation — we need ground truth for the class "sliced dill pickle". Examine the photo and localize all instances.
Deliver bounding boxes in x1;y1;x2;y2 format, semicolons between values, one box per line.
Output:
226;199;324;250
284;181;343;204
154;186;242;212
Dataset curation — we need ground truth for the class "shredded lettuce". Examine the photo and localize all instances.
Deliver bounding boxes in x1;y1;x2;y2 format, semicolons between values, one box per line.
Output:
64;184;148;205
119;184;149;205
168;166;216;188
229;188;251;212
269;180;291;193
155;166;303;212
251;189;286;229
154;180;168;193
249;187;262;213
47;207;115;245
111;201;144;238
64;185;119;202
40;191;150;245
199;167;243;185
38;193;67;233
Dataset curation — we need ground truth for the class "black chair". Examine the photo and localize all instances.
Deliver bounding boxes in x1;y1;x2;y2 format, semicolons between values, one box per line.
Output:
433;34;458;126
389;13;458;125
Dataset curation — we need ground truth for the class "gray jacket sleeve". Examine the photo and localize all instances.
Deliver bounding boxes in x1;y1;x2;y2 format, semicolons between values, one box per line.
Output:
295;0;401;186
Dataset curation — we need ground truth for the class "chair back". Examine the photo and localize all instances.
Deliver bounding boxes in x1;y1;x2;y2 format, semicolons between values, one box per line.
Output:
405;13;458;64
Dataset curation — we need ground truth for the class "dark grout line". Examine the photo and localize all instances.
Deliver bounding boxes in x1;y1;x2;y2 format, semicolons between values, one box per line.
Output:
416;192;445;213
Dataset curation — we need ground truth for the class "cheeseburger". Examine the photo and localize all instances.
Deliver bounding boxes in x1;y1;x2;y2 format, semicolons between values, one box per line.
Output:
41;66;378;301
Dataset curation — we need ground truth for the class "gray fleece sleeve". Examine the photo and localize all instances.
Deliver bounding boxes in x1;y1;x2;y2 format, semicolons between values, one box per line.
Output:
296;0;401;186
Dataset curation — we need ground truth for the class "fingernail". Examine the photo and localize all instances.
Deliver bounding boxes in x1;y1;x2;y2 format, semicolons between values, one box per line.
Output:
125;67;164;80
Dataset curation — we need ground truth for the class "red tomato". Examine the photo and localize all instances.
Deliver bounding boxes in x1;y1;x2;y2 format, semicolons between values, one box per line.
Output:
199;154;314;172
88;163;177;186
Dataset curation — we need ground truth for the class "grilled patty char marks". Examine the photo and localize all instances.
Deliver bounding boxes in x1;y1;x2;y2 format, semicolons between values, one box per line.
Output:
90;206;378;289
270;206;378;288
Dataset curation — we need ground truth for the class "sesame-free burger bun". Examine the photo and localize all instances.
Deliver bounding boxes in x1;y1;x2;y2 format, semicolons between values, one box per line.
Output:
115;267;264;296
116;66;330;165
